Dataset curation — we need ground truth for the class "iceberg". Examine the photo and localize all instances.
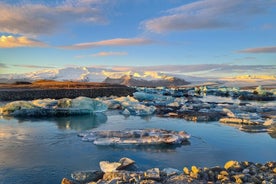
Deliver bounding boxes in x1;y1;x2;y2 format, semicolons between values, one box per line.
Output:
101;96;156;116
133;92;155;101
0;96;107;116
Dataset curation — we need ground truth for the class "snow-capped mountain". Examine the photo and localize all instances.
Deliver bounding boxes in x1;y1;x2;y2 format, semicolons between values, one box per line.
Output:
1;64;275;86
103;75;190;87
0;66;193;86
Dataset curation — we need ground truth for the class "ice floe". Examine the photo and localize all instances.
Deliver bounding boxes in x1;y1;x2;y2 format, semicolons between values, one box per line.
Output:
78;129;190;145
0;96;107;116
101;96;156;116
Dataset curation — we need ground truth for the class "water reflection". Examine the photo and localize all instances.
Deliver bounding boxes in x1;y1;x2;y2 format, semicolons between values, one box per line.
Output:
268;131;276;138
1;113;108;131
55;113;107;131
95;142;190;153
219;122;276;139
122;114;154;121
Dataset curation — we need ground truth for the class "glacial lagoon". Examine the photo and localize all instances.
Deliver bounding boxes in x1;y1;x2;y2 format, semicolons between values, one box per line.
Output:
0;108;275;184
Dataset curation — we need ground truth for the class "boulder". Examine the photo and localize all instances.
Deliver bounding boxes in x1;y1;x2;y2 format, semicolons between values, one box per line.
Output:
61;178;77;184
144;168;160;180
99;161;121;173
224;160;242;172
162;168;181;177
71;170;103;183
118;157;135;170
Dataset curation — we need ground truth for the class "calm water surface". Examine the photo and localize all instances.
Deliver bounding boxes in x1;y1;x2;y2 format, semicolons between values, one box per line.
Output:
0;110;275;184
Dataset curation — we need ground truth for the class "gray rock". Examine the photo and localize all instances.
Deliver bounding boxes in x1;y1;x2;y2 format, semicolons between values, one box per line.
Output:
71;170;103;183
162;168;181;177
144;168;160;180
118;157;135;170
242;168;250;174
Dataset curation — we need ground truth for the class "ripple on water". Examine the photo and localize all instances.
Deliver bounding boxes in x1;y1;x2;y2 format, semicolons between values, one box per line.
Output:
0;111;276;183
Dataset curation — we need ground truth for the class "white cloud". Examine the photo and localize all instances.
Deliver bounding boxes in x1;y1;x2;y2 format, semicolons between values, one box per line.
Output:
142;0;274;33
0;0;107;36
237;46;276;53
62;38;154;49
0;35;47;48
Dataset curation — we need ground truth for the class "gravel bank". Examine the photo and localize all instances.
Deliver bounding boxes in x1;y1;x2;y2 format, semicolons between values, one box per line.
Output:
62;158;276;184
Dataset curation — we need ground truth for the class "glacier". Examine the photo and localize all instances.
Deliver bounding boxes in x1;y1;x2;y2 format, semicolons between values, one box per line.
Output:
0;96;107;116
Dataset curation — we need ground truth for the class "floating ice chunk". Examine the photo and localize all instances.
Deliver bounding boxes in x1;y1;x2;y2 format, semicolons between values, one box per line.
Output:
126;104;156;116
223;108;235;118
254;86;268;96
167;102;179;107
133;92;155;101
115;96;139;103
71;97;108;113
78;129;190;146
0;96;107;116
0;101;37;116
101;96;156;116
264;119;275;126
122;109;131;115
103;99;121;109
32;99;58;108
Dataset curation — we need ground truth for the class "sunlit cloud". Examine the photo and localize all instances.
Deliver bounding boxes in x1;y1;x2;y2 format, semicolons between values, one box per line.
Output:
142;0;274;33
12;64;56;69
0;1;107;36
237;46;276;54
62;38;154;49
75;51;128;58
92;51;128;57
0;35;47;48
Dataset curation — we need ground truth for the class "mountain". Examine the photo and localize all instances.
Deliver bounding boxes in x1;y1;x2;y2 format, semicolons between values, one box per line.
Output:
103;75;190;87
1;65;275;86
0;66;193;86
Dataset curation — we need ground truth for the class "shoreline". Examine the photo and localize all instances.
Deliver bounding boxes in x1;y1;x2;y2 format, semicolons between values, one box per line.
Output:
0;81;135;101
62;158;276;184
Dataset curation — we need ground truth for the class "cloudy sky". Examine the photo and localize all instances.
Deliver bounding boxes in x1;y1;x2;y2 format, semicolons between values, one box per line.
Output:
0;0;275;74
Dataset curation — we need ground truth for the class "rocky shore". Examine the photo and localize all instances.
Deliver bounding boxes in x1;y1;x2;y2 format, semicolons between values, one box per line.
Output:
61;158;276;184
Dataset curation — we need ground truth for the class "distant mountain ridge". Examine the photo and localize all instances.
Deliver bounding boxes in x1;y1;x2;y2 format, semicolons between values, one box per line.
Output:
0;66;193;86
1;65;275;86
103;75;190;87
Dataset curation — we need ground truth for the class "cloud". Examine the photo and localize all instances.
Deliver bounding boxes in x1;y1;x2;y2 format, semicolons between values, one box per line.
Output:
12;64;56;69
142;0;274;33
0;0;107;36
237;46;276;53
0;35;47;48
75;51;128;58
0;63;8;68
92;51;128;57
62;38;154;49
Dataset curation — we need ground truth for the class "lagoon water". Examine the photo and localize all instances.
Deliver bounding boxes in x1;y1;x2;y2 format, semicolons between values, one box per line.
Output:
0;110;275;184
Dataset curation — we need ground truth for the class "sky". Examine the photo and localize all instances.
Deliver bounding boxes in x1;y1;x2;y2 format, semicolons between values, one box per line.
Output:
0;0;276;74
